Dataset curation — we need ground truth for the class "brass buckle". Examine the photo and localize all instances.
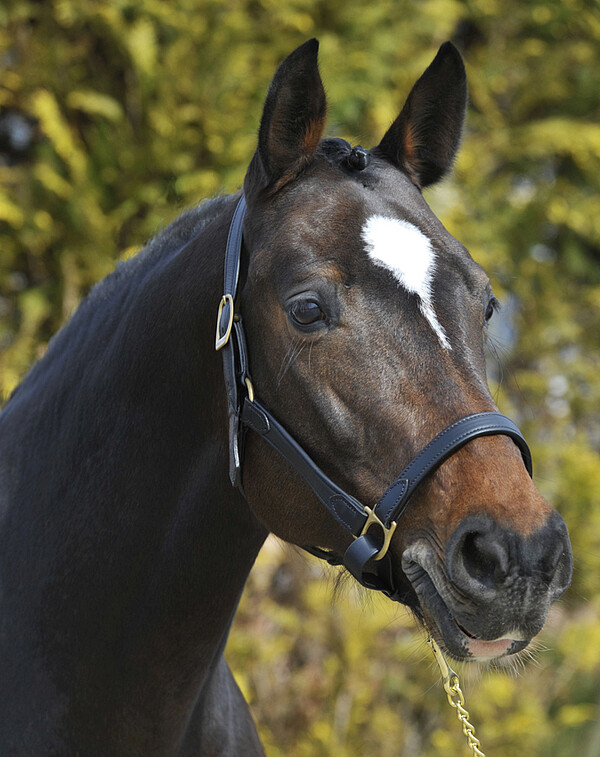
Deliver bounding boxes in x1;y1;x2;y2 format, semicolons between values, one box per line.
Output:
215;294;234;351
359;507;397;561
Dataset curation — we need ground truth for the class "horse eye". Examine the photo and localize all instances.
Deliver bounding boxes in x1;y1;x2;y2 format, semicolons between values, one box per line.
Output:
485;297;499;323
290;299;325;326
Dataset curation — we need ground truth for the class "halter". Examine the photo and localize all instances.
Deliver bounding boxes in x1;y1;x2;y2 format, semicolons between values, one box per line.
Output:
216;195;533;600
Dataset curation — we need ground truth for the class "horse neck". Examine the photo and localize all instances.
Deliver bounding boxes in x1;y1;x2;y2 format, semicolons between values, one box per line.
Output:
2;194;267;741
84;197;269;677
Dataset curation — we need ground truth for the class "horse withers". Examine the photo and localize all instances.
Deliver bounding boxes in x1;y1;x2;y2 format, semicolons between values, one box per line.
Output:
0;40;572;755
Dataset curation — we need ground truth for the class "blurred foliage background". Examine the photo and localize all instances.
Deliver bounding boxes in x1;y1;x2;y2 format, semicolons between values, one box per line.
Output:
1;0;599;754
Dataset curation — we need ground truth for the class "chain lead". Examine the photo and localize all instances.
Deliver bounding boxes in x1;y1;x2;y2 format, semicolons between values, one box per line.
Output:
426;636;486;757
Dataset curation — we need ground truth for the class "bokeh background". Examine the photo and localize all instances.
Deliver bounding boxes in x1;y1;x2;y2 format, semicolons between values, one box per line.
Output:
1;0;599;755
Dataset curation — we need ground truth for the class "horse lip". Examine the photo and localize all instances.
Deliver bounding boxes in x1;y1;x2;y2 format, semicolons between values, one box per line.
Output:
401;543;530;661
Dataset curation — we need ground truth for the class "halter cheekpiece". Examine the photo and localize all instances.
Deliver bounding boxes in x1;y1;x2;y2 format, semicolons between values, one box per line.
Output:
216;195;533;600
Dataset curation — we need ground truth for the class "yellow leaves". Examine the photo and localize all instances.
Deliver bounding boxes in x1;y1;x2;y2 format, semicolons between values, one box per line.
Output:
276;9;315;34
232;670;254;703
175;170;220;198
555;603;600;671
149;107;176;138
18;287;52;337
32;163;72;199
30;89;87;183
33;211;53;232
558;704;597;728
430;727;456;752
0;189;25;228
546;182;600;246
0;70;21;96
521;38;547;57
369;98;397;140
531;5;554;24
119;244;142;262
67;90;124;123
480;672;515;709
0;287;53;401
519;119;600;166
227;133;256;164
421;0;464;29
127;18;158;78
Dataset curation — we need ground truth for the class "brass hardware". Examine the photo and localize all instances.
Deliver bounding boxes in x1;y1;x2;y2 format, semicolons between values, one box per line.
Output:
215;294;235;351
359;507;397;561
244;377;255;403
427;636;486;757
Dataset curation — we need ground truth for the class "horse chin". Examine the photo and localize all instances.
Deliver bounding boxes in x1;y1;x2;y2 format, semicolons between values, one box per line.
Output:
401;546;531;663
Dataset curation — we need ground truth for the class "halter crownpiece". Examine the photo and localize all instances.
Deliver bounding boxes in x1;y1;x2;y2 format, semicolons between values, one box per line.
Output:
217;195;533;599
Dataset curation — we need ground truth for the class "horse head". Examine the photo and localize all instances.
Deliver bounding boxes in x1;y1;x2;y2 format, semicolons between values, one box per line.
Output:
236;39;572;661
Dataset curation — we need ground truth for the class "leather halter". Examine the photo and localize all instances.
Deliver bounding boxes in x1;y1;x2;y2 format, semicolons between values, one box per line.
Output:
216;195;533;600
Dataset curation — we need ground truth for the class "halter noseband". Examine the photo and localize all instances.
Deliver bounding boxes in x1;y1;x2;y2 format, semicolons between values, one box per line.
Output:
216;195;532;601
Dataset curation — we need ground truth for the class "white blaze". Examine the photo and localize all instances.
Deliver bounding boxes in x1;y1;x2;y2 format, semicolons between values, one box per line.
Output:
361;215;451;350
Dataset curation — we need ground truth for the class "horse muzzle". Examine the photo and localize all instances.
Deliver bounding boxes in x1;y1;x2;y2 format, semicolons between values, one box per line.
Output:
401;511;573;661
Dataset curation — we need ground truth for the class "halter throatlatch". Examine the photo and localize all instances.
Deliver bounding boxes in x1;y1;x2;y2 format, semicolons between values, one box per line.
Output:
217;195;533;599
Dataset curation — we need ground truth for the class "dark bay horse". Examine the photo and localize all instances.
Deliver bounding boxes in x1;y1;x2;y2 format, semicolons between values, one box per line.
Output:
0;40;572;755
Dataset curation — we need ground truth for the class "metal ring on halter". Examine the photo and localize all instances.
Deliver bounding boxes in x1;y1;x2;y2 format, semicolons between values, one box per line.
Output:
357;507;397;561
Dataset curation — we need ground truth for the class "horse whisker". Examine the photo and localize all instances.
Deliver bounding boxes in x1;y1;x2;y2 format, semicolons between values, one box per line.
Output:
276;339;305;386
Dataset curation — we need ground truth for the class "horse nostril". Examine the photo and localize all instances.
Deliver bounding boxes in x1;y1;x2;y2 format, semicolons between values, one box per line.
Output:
446;516;516;596
459;529;510;589
546;518;573;599
545;539;564;578
447;513;573;600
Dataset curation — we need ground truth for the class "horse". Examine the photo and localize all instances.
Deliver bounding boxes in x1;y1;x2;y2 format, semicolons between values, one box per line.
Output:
0;39;572;755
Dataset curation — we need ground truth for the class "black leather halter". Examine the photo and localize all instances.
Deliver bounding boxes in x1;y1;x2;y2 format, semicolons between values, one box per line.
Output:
216;195;533;601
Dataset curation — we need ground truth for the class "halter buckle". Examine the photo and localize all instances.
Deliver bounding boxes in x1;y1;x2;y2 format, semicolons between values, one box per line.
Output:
215;294;235;351
244;377;255;402
359;506;397;561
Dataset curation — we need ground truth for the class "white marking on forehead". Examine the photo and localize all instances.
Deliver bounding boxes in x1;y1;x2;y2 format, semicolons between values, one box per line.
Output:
361;215;451;350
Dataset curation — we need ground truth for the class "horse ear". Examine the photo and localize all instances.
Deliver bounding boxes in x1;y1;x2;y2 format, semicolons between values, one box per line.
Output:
244;39;327;197
376;42;467;188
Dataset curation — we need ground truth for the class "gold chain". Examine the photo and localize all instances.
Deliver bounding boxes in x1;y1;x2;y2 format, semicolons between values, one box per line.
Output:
426;636;486;757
